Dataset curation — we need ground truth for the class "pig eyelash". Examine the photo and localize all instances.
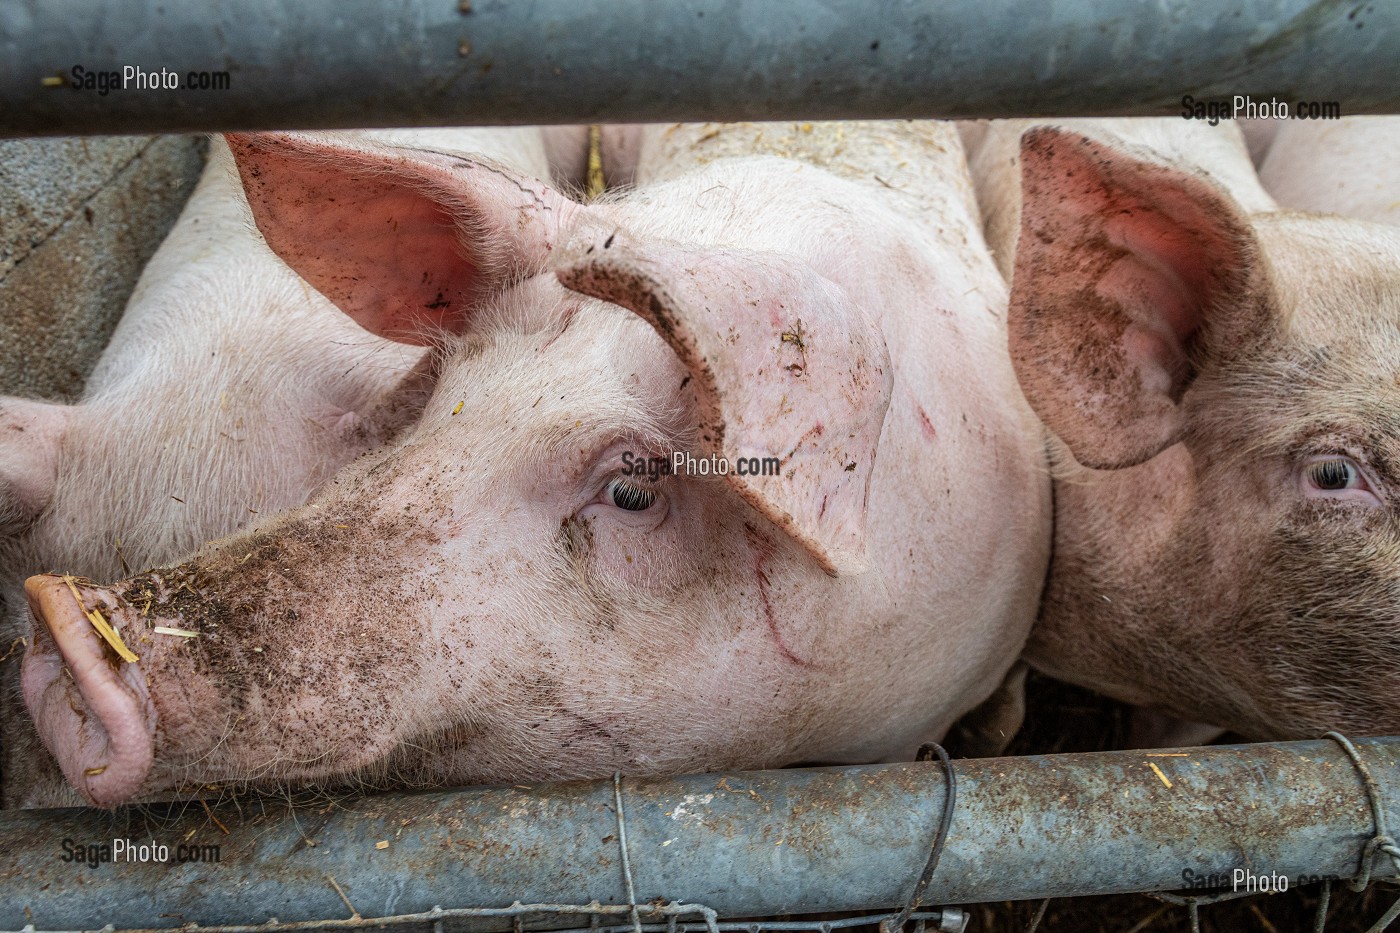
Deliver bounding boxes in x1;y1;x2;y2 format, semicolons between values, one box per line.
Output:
1299;454;1383;506
1309;459;1361;490
605;477;660;512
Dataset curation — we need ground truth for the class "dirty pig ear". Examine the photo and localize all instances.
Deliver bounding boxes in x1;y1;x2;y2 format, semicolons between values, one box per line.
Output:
557;228;893;577
0;399;70;535
1009;126;1270;469
226;132;574;346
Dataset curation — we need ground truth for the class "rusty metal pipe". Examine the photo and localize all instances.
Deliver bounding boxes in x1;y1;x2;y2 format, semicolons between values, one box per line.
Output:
2;0;1399;138
2;738;1396;930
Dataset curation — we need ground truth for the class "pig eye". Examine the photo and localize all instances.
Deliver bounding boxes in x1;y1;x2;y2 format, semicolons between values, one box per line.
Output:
606;478;658;512
1299;455;1381;506
1309;459;1360;490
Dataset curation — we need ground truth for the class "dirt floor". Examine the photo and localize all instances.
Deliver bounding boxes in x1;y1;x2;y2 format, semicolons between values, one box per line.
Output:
959;673;1400;933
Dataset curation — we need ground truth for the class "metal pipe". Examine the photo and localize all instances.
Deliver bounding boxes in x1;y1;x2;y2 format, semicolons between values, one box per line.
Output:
2;0;1398;138
2;738;1396;930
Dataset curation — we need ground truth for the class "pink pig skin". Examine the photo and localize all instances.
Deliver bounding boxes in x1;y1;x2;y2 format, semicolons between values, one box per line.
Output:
1259;116;1400;228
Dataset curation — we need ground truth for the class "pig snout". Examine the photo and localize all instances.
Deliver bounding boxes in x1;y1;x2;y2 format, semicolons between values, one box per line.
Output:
21;574;158;808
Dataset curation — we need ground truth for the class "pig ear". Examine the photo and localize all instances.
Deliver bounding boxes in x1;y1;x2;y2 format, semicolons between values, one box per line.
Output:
557;228;893;577
0;399;70;534
1009;126;1271;469
226;132;573;346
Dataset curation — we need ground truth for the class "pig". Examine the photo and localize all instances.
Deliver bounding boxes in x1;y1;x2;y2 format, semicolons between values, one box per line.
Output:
21;121;1051;808
0;127;579;808
1259;116;1400;227
1237;118;1282;168
963;117;1400;741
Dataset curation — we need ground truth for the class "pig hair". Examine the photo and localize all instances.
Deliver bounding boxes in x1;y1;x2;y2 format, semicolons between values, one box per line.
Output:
1184;215;1400;472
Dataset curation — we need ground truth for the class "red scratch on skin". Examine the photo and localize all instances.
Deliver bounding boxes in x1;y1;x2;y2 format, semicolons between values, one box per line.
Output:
745;524;811;668
916;405;937;441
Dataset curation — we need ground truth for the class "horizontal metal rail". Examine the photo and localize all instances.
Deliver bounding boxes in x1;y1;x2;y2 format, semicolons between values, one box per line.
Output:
2;0;1398;137
2;738;1397;930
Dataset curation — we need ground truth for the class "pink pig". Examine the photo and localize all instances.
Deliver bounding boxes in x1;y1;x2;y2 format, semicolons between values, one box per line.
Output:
0;127;573;808
1258;116;1400;227
22;122;1050;808
965;117;1400;742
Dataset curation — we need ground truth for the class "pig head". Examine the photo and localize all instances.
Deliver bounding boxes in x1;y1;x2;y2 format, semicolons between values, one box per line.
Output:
0;128;570;808
22;125;1048;807
998;123;1400;740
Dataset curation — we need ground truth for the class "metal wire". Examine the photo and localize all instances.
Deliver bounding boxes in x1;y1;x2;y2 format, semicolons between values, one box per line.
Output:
613;773;652;933
1314;879;1333;933
1147;889;1258;909
15;907;961;933
1321;732;1400;933
879;744;956;933
1022;898;1050;933
1325;733;1400;891
1142;887;1252;933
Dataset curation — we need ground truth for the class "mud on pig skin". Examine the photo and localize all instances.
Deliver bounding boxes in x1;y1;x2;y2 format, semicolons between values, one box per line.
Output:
964;117;1400;741
0;126;582;809
23;122;1051;807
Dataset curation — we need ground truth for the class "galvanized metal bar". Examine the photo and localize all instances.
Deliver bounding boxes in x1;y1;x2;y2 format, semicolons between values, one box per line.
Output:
1;738;1396;930
2;0;1398;138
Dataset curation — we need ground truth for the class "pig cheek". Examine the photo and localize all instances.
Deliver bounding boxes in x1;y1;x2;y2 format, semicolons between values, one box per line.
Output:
1232;505;1400;736
560;503;748;662
147;672;203;760
574;505;696;590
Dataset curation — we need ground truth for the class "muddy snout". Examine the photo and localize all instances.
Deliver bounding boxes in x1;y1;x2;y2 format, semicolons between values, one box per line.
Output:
20;573;158;808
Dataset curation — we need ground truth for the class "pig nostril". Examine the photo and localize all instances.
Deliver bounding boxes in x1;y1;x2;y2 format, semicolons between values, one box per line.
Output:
21;573;156;808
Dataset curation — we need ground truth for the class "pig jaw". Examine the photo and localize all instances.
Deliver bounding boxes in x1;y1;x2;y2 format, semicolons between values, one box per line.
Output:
22;575;159;808
1026;437;1299;736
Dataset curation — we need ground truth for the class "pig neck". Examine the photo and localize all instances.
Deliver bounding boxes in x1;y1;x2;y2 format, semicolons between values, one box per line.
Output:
635;121;987;235
1026;444;1271;734
624;121;1007;357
